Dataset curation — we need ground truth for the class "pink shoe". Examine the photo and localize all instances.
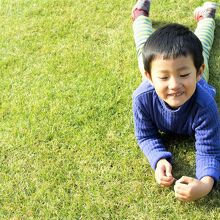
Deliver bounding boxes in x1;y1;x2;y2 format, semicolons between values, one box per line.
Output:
131;0;151;21
194;2;218;22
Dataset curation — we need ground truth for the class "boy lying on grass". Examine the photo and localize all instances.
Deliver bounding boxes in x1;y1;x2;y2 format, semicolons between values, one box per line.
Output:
132;0;219;201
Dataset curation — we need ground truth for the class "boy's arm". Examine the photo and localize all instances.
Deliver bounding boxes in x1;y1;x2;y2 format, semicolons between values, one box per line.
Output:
194;103;220;185
171;103;219;201
133;97;172;169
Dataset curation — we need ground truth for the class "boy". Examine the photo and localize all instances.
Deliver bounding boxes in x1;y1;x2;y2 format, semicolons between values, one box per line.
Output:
132;0;220;201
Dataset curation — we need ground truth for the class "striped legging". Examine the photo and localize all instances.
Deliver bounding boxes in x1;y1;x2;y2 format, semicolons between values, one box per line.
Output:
133;16;215;82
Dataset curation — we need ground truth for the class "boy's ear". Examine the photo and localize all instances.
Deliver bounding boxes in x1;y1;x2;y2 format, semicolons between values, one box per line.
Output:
144;71;153;83
197;64;205;81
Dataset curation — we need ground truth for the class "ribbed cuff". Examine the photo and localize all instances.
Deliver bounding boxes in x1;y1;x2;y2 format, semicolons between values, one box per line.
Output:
148;152;172;170
197;167;220;187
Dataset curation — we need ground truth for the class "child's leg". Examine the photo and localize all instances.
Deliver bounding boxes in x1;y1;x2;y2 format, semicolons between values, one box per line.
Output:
194;18;215;82
194;2;218;82
132;0;153;79
133;16;153;79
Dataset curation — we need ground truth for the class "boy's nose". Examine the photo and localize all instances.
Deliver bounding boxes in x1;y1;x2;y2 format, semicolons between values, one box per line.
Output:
168;78;180;90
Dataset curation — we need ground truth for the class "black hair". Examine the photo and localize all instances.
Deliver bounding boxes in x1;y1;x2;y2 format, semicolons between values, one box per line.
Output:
142;23;204;73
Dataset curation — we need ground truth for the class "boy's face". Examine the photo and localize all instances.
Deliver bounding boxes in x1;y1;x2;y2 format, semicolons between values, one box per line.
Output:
145;55;204;109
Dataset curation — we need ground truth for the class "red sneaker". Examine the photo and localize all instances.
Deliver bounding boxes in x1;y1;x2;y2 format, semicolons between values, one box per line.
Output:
194;2;218;22
131;0;151;21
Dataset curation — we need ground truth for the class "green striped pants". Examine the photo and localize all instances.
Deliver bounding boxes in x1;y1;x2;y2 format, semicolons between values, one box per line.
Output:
133;16;216;82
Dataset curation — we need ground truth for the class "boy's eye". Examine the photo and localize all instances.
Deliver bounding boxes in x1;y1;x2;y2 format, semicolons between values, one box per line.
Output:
158;77;168;80
180;73;190;77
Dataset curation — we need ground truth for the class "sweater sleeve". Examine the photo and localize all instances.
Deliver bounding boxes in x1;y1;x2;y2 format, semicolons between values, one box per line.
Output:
133;97;172;169
194;103;220;183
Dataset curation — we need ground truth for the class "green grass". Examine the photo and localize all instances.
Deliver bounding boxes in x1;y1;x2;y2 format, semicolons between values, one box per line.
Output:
0;0;220;218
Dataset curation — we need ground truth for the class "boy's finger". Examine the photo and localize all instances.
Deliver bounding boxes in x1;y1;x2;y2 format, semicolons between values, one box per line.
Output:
174;181;189;191
156;172;169;184
159;177;175;187
161;176;174;182
177;176;194;184
175;191;189;201
160;175;174;183
164;163;173;177
166;168;173;177
156;167;166;178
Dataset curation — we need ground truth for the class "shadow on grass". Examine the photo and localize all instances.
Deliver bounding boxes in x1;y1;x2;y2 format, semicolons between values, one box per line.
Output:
153;20;170;28
161;133;196;179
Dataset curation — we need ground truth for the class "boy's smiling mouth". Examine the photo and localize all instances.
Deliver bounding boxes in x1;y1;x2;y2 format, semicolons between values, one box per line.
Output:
168;91;184;97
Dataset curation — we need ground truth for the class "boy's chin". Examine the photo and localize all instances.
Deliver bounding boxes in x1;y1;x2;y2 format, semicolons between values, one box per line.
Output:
165;100;186;109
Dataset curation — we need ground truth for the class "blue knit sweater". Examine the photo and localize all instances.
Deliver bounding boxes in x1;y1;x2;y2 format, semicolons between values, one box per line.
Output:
133;79;220;182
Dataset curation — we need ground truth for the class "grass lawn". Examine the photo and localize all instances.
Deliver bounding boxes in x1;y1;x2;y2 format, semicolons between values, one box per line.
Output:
1;0;220;218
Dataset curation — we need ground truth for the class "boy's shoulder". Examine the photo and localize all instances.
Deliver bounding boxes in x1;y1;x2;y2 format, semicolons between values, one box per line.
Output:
133;80;155;100
196;79;216;107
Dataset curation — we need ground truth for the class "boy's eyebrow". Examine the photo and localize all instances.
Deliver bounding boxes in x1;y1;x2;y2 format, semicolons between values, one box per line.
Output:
157;66;190;73
176;66;190;71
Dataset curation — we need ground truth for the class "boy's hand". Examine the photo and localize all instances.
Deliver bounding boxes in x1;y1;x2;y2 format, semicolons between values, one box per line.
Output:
155;159;175;187
174;176;214;201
